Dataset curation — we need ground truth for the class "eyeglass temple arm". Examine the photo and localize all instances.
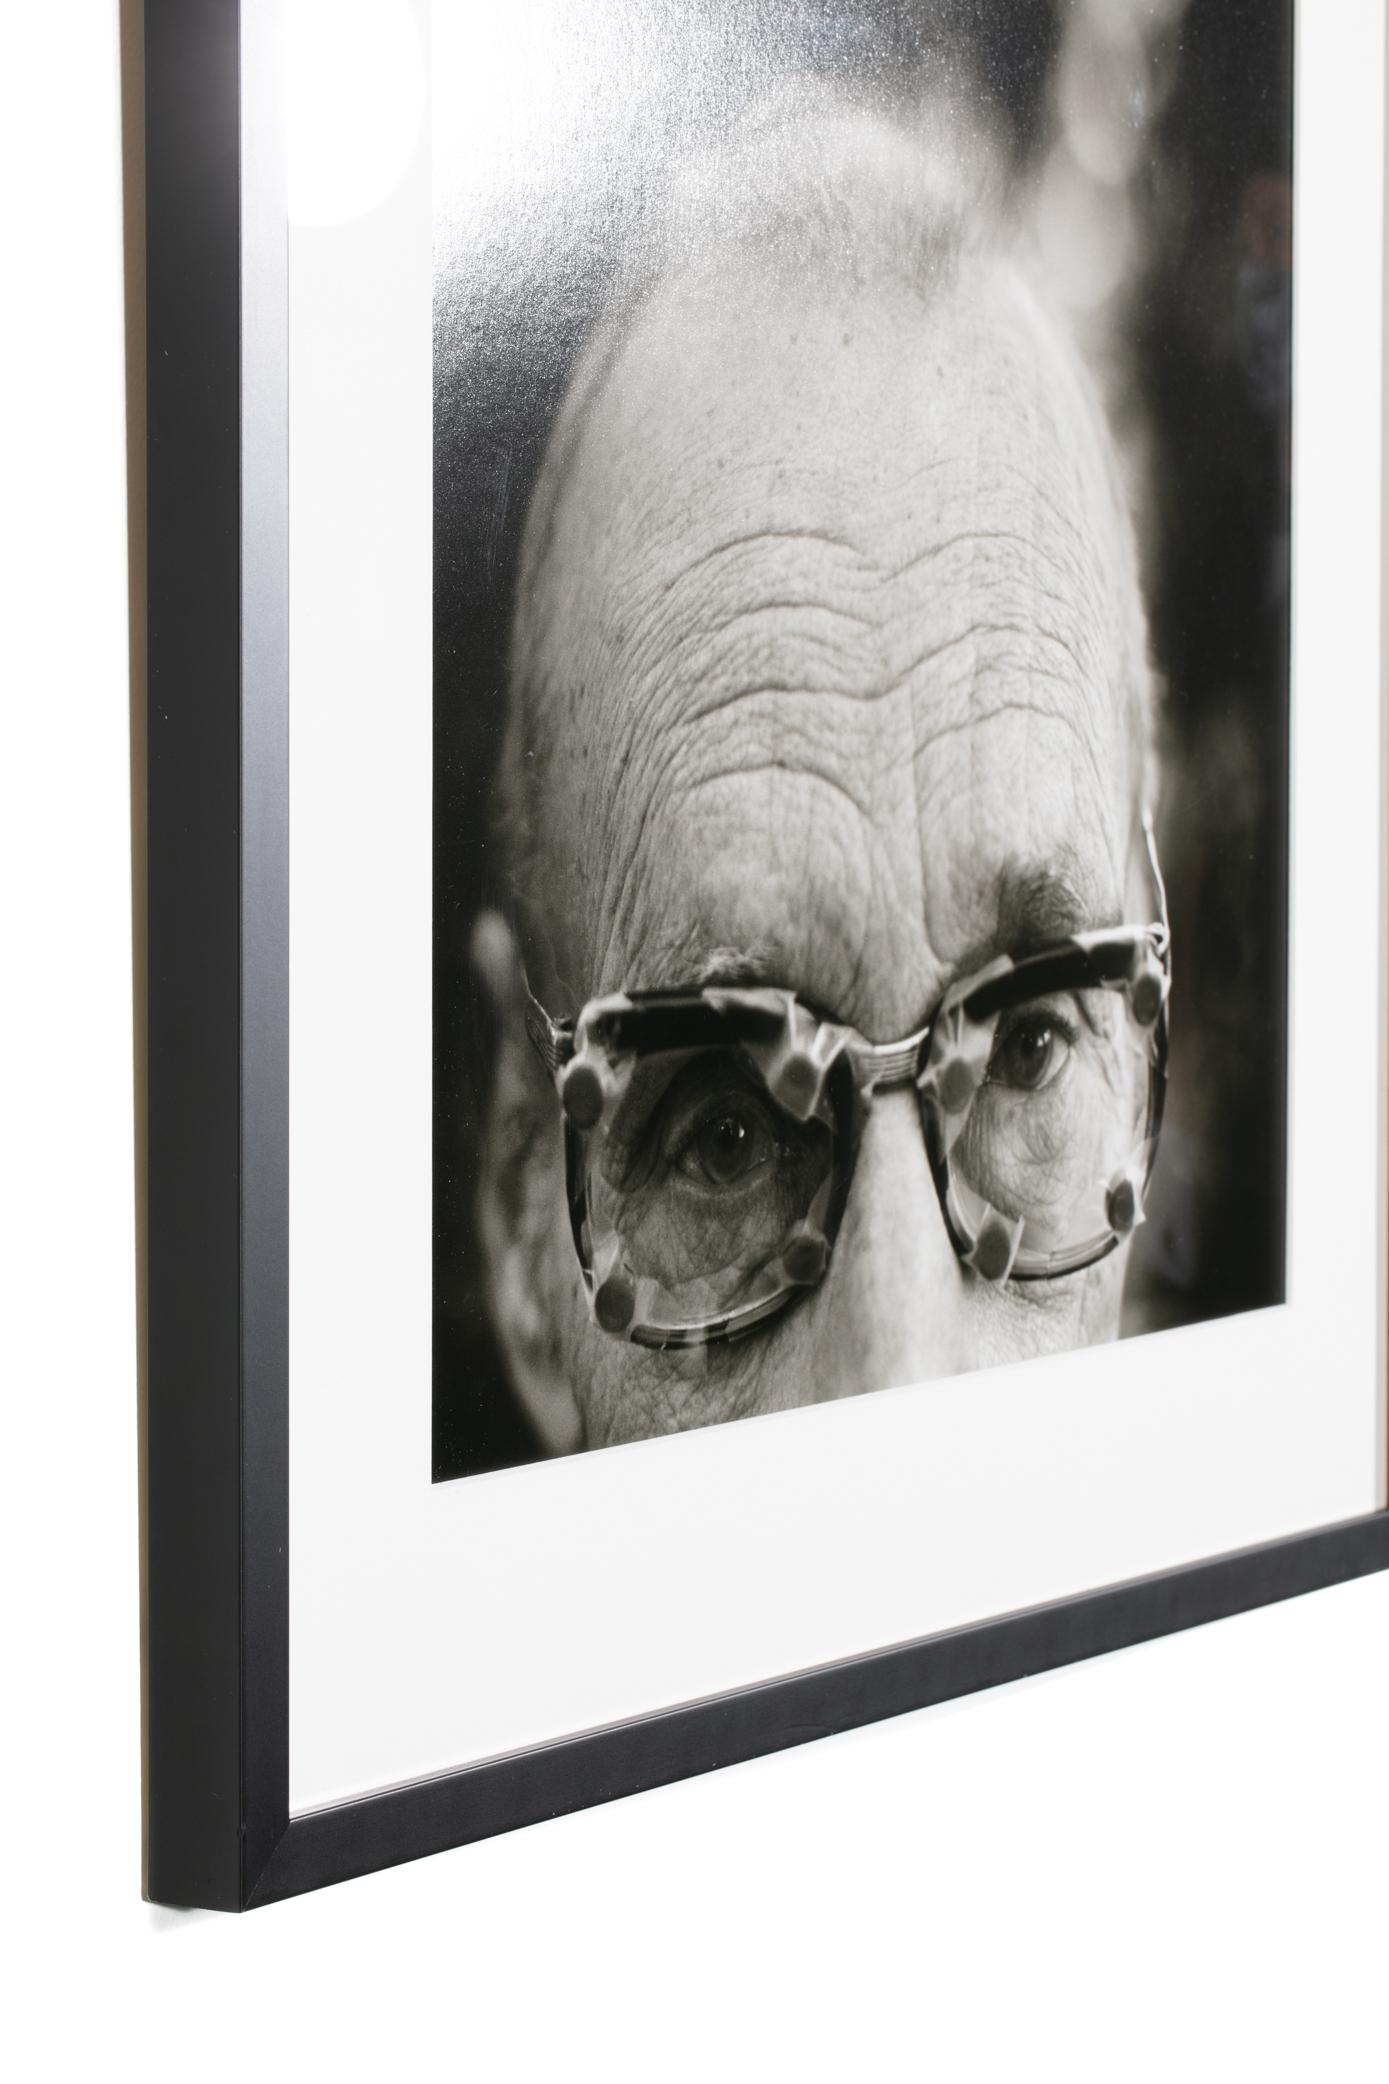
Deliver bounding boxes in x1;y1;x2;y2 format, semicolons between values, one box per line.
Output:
1141;808;1171;957
524;984;573;1080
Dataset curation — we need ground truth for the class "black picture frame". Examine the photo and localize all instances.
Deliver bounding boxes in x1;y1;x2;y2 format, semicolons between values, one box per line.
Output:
136;0;1389;1911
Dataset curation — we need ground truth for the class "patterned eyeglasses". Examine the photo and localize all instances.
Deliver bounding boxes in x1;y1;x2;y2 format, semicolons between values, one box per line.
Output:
525;820;1170;1349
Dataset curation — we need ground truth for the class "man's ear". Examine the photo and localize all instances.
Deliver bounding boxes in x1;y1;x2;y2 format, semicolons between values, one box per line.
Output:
472;909;584;1457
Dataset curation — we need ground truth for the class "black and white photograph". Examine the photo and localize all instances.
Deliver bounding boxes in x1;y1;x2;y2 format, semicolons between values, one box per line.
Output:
75;0;1386;1942
7;0;1389;2043
433;0;1294;1476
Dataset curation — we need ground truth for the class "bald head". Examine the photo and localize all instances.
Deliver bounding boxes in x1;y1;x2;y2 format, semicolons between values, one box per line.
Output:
511;134;1146;979
483;107;1156;1450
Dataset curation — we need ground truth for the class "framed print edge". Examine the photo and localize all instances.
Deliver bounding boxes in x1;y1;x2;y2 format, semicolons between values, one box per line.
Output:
239;0;292;1899
140;0;1389;1911
245;1513;1389;1909
141;0;244;1913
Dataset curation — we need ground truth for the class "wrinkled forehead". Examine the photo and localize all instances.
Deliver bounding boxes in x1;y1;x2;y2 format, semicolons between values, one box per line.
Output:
527;253;1139;653
517;256;1149;1026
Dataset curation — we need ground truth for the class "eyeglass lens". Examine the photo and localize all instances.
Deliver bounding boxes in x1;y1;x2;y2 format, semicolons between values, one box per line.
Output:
570;978;1158;1338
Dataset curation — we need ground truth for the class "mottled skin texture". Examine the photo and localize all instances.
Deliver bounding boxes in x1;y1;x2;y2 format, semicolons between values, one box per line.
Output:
480;248;1151;1453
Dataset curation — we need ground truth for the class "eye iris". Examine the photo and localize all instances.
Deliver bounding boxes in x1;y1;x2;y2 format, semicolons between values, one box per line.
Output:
695;1110;762;1185
1002;1020;1055;1091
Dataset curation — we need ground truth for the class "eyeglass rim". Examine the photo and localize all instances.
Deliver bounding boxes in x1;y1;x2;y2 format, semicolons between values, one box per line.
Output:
530;921;1167;1081
522;910;1170;1348
525;812;1170;1077
521;810;1170;1343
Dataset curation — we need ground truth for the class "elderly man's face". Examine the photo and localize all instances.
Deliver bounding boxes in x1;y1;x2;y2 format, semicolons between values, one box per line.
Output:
493;254;1149;1451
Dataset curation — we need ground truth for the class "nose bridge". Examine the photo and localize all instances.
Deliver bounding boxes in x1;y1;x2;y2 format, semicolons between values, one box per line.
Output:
811;1084;967;1396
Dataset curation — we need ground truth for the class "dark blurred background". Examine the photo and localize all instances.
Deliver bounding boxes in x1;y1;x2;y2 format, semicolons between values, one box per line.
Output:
433;0;1293;1480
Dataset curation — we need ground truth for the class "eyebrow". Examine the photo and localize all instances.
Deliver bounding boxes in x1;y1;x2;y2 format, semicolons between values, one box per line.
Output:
990;854;1106;957
629;851;1112;1012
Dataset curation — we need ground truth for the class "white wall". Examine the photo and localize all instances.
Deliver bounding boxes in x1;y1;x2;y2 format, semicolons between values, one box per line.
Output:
2;6;1385;2079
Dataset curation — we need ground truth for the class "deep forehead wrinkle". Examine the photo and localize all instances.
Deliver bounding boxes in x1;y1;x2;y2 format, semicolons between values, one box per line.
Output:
549;267;1136;731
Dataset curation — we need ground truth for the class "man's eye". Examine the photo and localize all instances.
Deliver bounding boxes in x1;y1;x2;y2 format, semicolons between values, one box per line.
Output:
987;1011;1074;1093
675;1102;777;1188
